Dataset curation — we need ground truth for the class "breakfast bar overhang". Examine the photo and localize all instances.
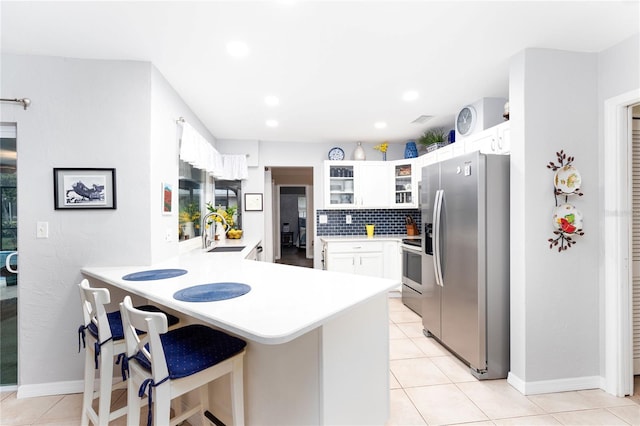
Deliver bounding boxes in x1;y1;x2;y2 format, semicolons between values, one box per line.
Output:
82;246;397;425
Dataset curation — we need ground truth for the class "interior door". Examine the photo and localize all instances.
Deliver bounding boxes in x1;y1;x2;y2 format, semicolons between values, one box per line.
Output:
631;108;640;375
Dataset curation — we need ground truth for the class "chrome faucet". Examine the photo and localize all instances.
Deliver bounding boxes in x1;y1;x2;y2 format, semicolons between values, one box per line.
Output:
201;211;228;248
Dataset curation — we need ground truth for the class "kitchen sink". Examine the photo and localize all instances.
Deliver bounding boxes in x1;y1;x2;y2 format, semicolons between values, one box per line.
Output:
208;246;245;253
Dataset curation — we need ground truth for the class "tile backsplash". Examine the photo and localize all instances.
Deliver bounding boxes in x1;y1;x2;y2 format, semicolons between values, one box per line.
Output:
316;209;422;236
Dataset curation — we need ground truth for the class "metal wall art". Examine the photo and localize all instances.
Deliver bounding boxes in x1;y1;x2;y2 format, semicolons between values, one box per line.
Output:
546;150;584;251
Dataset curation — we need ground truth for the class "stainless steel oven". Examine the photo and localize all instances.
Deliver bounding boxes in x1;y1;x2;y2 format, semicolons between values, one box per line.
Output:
401;238;423;316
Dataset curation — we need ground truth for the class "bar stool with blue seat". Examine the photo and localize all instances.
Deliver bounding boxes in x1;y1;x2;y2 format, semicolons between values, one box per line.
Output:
119;295;247;426
77;279;180;426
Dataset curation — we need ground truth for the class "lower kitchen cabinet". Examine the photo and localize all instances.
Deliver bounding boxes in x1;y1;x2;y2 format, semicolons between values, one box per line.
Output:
324;240;385;278
328;251;384;278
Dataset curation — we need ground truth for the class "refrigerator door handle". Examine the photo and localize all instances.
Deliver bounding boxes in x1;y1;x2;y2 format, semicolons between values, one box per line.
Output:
433;189;444;287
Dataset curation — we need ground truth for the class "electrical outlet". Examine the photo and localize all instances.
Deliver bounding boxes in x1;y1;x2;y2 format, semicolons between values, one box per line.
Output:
37;221;49;238
346;215;352;224
319;214;328;224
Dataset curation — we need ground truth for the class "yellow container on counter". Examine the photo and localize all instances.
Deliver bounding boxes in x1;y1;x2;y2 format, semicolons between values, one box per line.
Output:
366;224;375;238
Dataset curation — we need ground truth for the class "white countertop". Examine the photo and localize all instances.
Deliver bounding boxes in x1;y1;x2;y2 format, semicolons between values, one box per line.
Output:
320;234;420;243
82;238;398;345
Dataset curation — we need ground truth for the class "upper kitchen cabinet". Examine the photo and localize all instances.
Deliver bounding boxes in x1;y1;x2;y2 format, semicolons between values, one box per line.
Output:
415;121;511;184
324;161;390;209
391;160;418;208
326;162;357;208
463;121;510;155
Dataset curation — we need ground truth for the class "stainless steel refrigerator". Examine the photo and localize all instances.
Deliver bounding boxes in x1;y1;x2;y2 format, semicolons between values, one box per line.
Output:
421;151;510;380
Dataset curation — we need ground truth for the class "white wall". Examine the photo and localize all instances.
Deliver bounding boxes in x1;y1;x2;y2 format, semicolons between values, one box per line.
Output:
217;140;339;267
509;48;600;393
1;55;152;391
149;66;216;263
1;54;214;394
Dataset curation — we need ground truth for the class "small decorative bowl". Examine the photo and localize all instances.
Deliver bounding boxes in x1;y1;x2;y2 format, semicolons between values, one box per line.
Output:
226;229;243;239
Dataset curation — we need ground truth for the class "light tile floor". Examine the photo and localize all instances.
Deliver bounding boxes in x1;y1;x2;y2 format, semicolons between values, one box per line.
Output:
2;296;640;425
386;297;640;426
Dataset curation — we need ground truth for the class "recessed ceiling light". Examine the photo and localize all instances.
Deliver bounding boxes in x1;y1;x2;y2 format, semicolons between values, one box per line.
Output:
374;121;387;129
265;95;280;107
226;41;250;58
266;119;279;127
402;90;419;102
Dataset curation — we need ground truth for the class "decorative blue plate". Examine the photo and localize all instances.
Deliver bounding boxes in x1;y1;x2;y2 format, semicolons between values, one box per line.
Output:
122;269;188;281
173;282;251;302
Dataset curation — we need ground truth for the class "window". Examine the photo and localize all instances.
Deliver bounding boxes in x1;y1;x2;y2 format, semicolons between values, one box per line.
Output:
178;160;206;241
214;180;242;230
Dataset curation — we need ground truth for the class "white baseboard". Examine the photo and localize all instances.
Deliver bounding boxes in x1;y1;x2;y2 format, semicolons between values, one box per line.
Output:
17;380;84;398
508;372;603;395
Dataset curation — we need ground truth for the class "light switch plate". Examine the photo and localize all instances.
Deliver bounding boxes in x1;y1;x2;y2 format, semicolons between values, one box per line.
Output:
346;215;352;224
319;214;328;224
37;221;49;238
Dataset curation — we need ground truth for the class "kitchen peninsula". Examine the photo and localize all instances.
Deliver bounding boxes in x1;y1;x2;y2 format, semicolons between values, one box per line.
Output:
82;239;397;425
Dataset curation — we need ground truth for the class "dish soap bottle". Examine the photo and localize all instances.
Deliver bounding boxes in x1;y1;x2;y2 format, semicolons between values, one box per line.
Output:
215;221;226;242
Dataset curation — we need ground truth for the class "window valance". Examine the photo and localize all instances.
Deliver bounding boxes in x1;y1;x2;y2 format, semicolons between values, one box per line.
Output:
179;121;247;180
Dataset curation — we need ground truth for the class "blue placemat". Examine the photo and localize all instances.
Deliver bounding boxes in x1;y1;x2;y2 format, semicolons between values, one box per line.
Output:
173;282;251;302
122;269;188;281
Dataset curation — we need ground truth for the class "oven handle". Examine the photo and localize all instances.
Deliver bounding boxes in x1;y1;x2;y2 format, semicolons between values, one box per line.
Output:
401;244;423;254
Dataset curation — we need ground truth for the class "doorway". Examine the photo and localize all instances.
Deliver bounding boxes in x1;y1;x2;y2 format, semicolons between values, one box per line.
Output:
631;104;640;398
604;91;640;398
269;167;313;268
0;123;18;387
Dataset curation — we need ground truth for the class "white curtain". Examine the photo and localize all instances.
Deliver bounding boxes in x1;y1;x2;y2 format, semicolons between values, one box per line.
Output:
179;121;248;179
222;154;249;180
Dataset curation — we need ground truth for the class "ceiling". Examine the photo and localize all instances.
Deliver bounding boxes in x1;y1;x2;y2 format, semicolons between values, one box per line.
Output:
1;1;638;145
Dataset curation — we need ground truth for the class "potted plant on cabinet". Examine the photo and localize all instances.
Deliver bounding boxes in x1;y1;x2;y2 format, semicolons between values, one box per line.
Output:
418;128;449;153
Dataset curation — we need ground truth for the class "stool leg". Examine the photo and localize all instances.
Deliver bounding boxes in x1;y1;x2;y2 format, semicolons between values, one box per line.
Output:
80;346;95;426
154;384;171;426
198;385;209;425
230;356;245;426
126;377;141;426
97;343;114;426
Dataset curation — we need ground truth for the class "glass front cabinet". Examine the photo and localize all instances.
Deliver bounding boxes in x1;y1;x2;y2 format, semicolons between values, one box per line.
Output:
391;161;418;208
324;160;417;209
325;163;356;207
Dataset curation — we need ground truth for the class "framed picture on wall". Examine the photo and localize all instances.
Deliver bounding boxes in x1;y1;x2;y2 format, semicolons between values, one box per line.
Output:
244;193;263;211
162;182;172;214
53;168;116;209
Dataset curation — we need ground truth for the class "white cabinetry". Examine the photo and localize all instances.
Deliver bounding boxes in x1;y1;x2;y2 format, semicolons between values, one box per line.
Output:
383;240;401;283
245;242;263;261
416;122;511;184
496;122;510;154
324;240;384;278
324;160;418;209
325;163;357;208
391;160;418;208
357;162;390;208
324;161;389;209
463;121;510;154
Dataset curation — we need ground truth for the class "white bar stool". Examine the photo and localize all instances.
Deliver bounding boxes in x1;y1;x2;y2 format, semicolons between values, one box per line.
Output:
119;295;246;426
77;279;179;426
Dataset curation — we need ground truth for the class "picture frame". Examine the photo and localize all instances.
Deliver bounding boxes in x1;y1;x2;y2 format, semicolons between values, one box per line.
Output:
244;193;263;211
162;182;172;214
53;168;116;210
